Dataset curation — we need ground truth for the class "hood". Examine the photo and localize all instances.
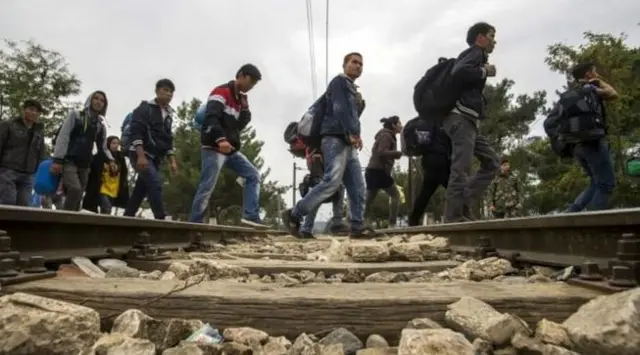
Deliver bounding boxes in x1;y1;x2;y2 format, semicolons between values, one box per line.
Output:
147;99;175;115
83;90;108;116
375;128;396;141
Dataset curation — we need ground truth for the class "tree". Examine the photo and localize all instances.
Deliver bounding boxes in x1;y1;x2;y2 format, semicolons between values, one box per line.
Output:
162;98;288;224
367;166;410;227
530;32;640;211
0;40;81;138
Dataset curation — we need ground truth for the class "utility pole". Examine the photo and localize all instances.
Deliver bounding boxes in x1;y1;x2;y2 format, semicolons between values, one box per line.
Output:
292;162;298;207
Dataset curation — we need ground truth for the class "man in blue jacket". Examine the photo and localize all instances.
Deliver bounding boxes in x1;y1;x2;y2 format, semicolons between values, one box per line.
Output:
123;79;178;220
442;22;500;223
282;52;372;238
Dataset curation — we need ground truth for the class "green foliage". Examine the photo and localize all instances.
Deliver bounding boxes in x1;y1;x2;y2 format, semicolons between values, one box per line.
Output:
522;31;640;211
162;98;288;224
0;39;81;138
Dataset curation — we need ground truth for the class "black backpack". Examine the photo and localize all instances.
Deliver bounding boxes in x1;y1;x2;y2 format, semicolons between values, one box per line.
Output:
400;116;438;157
413;58;458;116
544;86;605;157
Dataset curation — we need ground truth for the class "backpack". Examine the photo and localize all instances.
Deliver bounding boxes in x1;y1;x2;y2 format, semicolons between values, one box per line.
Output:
413;58;458;116
400;116;437;156
193;103;206;131
544;86;605;157
283;94;327;158
120;112;134;151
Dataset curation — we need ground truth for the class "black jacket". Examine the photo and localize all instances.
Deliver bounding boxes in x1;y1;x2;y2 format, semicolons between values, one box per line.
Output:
82;149;129;212
201;81;251;153
451;46;489;119
0;117;46;173
129;100;175;159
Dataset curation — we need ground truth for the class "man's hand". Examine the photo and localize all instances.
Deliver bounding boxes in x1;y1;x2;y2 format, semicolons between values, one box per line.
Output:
108;161;118;174
217;140;235;154
349;135;362;150
169;157;178;176
239;93;249;109
50;162;63;175
136;155;149;172
488;204;496;211
484;64;496;77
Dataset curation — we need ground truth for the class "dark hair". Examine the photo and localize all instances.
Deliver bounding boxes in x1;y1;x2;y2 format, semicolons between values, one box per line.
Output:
343;52;362;66
466;22;495;46
156;79;175;92
501;158;510;165
571;62;595;81
23;99;43;112
438;57;448;63
380;115;400;129
236;64;262;81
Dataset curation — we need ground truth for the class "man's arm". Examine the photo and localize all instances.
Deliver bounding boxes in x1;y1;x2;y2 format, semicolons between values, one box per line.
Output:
96;122;114;161
238;108;251;131
451;48;487;87
202;87;229;147
594;79;619;101
129;102;151;160
328;76;360;136
52;111;77;162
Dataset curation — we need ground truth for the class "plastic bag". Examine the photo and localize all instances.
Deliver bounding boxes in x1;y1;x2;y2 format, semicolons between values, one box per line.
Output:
625;157;640;177
185;324;224;345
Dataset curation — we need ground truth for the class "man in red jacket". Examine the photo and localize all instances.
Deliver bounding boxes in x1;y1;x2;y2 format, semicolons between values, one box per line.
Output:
189;64;266;228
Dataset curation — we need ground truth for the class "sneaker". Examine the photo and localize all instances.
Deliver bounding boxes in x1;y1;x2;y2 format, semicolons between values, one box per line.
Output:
281;209;301;235
329;223;349;235
462;205;477;221
299;231;316;239
240;218;269;229
350;227;378;239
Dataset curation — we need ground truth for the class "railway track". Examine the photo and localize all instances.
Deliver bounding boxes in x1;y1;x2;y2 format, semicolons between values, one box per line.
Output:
1;205;639;291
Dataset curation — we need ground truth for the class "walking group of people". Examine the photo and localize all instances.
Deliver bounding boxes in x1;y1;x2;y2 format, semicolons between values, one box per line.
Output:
0;21;619;236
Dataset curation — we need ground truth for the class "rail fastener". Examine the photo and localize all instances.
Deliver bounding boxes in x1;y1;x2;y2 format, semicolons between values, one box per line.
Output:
125;231;171;262
0;230;56;287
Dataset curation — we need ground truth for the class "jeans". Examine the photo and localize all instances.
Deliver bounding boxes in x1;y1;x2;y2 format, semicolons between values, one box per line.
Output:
189;149;261;223
0;168;33;206
124;153;166;219
99;194;114;215
62;163;90;211
301;186;345;234
567;140;616;212
442;113;499;221
293;136;365;231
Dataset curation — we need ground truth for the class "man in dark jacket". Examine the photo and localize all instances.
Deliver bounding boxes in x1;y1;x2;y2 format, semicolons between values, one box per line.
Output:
408;126;451;225
442;22;500;223
282;52;372;238
0;100;46;206
189;64;266;227
124;79;178;220
51;91;115;211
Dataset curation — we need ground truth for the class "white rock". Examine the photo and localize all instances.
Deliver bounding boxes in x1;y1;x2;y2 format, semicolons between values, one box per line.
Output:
0;292;101;354
398;328;474;355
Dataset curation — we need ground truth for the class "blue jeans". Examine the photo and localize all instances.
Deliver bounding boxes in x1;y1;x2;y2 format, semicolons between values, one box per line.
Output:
567;140;616;212
189;149;261;223
293;136;365;231
300;186;344;234
0;168;33;206
124;154;166;219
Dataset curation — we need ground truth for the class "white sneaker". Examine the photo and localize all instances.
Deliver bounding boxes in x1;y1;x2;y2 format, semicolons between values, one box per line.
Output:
240;218;269;229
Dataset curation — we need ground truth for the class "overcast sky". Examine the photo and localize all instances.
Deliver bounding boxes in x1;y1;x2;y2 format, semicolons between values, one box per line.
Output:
3;0;639;221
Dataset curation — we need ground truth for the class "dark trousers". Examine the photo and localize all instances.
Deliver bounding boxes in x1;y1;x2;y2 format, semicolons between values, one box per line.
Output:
409;154;450;226
567;140;616;212
442;113;499;222
124;153;166;220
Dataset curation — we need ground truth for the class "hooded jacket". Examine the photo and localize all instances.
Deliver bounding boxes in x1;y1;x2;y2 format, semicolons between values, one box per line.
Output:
367;128;402;174
0;117;46;173
83;136;129;212
53;91;113;168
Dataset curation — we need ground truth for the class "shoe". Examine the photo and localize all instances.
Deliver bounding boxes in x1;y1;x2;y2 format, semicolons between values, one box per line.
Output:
281;209;301;235
329;223;349;235
350;227;378;239
240;218;269;229
462;205;477;221
299;231;316;239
